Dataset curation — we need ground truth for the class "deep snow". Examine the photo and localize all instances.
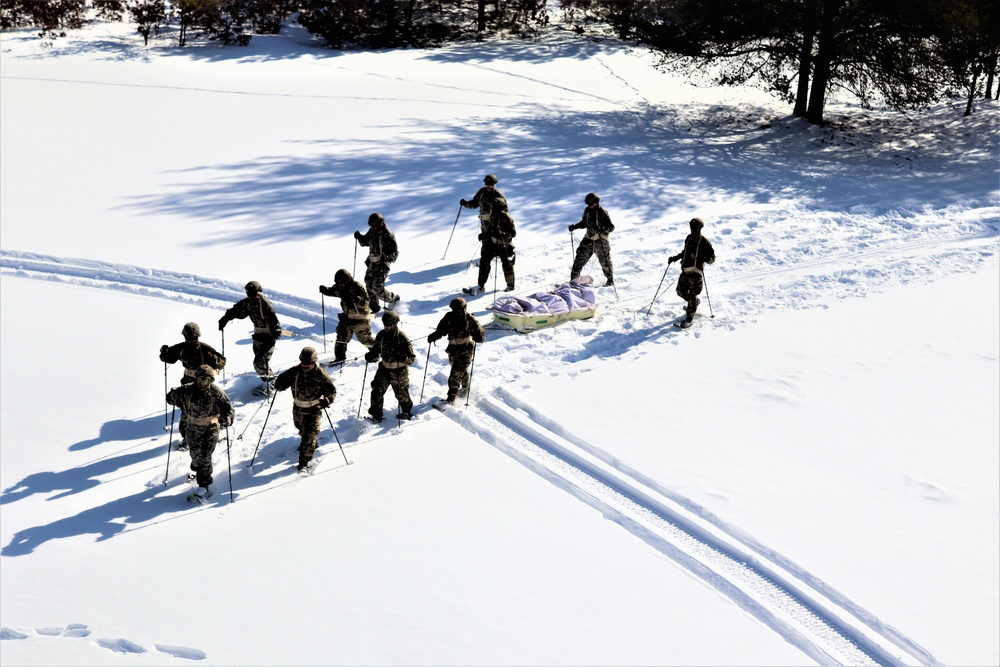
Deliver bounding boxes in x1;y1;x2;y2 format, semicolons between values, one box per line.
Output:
1;16;998;667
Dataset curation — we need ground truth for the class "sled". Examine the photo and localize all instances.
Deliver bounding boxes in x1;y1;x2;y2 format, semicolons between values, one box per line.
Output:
486;276;598;333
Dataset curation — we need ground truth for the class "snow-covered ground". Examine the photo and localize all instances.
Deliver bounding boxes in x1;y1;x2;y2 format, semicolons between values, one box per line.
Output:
1;17;998;667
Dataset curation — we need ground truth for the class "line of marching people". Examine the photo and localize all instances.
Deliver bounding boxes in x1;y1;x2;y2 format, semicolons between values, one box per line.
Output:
157;173;716;501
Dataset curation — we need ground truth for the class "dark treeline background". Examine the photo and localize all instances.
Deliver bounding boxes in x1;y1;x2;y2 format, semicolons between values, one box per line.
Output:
2;0;997;122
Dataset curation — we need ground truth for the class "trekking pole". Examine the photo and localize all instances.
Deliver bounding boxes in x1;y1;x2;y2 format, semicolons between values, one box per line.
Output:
225;425;234;502
323;407;350;465
237;395;267;440
321;294;327;354
570;230;575;266
606;239;619;299
353;238;358;277
443;204;462;260
703;271;715;318
465;343;478;408
358;360;370;418
492;256;499;300
248;389;279;469
163;363;169;430
162;406;176;485
220;331;226;383
419;341;433;402
645;260;674;316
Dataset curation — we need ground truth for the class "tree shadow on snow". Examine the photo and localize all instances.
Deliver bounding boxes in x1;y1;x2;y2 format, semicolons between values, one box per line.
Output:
123;101;998;251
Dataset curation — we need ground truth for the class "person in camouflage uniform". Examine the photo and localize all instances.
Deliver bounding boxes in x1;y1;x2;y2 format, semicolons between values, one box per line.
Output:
165;365;234;501
569;192;615;286
460;173;506;235
274;347;337;472
364;310;416;422
354;212;400;315
427;297;485;405
159;321;226;451
668;217;716;324
218;280;282;384
319;269;376;363
473;196;517;293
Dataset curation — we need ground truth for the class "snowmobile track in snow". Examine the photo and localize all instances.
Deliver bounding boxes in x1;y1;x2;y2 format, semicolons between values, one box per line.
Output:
444;387;941;667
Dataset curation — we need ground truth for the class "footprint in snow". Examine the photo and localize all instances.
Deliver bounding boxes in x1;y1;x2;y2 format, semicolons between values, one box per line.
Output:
0;624;207;660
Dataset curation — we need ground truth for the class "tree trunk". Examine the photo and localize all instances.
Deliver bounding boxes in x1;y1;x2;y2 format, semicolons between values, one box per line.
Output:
794;0;818;117
985;44;998;99
965;66;980;116
807;0;840;125
477;0;486;31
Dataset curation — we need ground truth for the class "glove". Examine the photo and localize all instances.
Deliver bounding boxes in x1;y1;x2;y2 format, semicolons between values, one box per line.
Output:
218;317;227;330
460;198;469;206
427;332;442;344
568;224;575;232
220;414;233;428
354;231;362;240
337;312;347;322
364;351;378;363
160;344;169;355
319;284;327;294
477;233;483;241
318;397;330;409
707;256;715;265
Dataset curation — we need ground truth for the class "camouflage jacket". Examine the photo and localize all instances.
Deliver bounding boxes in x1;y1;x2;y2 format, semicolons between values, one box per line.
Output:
166;383;233;426
274;365;336;409
222;295;281;336
357;225;399;265
463;186;507;229
669;233;716;272
430;311;485;348
368;327;415;369
482;210;516;246
320;279;371;320
570;205;615;241
159;341;226;382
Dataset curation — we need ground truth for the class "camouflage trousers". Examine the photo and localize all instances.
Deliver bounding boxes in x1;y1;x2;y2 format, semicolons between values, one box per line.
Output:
446;345;475;401
292;406;323;466
477;240;515;290
571;238;613;282
252;333;277;378
364;261;396;311
676;272;704;316
369;365;413;419
185;423;219;488
335;318;376;361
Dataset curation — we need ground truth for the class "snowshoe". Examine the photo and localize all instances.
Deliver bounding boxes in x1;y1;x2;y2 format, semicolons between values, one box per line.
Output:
462;285;484;296
176;440;189;452
186;486;211;504
396;411;414;421
674;318;693;329
186;472;197;482
504;285;515;292
367;414;384;424
297;460;318;476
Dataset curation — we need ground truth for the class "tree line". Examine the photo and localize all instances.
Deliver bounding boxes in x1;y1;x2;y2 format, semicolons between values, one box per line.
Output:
577;0;999;121
2;0;997;122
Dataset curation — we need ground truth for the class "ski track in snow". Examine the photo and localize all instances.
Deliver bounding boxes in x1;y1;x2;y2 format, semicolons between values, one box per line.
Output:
444;389;940;667
2;219;996;666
